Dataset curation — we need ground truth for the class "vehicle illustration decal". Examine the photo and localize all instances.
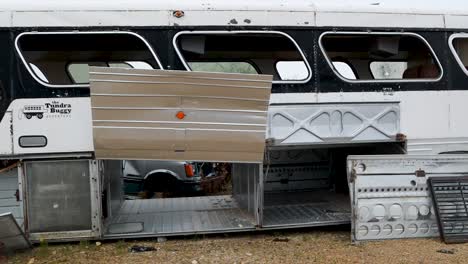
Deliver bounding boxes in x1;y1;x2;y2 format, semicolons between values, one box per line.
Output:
22;101;72;119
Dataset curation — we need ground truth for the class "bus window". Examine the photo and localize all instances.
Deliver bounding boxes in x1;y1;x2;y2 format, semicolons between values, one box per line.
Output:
332;61;357;80
450;34;468;75
68;61;154;84
370;61;408;79
321;33;442;81
188;62;257;74
174;32;311;83
276;61;309;80
16;32;162;87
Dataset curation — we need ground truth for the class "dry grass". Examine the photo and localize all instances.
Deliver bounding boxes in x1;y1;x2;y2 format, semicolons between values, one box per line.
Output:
7;228;468;264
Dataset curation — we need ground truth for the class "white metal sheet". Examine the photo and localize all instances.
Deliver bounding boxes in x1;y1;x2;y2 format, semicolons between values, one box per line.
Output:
10;98;94;155
2;0;468;28
348;155;468;242
90;67;272;162
268;102;400;146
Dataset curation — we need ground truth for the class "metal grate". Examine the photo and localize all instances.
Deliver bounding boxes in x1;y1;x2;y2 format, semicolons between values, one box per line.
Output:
429;176;468;243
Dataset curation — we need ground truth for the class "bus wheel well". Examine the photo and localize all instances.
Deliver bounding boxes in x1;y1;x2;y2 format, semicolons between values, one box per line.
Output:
143;172;179;193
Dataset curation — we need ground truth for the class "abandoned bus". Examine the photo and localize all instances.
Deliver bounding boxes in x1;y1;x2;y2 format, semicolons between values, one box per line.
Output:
2;0;468;248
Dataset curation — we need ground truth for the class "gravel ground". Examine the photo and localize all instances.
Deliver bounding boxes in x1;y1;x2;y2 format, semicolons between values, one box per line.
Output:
7;227;468;264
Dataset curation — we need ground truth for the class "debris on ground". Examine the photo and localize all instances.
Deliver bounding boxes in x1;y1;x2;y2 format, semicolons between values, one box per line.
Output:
129;245;157;253
157;237;167;243
9;230;468;263
437;248;457;254
272;237;290;242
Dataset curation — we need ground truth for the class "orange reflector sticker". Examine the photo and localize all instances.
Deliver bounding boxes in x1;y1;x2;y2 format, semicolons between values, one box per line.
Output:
176;111;186;120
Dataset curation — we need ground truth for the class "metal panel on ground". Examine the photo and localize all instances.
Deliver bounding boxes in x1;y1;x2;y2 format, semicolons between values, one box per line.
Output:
268;102;400;146
348;155;468;242
0;213;31;253
90;67;272;163
429;176;468;244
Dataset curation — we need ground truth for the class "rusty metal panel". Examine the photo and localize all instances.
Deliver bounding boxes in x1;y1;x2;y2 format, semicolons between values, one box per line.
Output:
268;102;400;146
348;155;468;242
0;213;31;253
90;67;272;162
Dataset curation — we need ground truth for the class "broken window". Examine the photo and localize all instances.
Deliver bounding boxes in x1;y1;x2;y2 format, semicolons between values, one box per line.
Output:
370;61;409;80
16;32;161;87
450;34;468;75
276;61;309;80
332;61;357;80
67;61;154;84
188;62;258;74
321;33;442;81
175;32;311;82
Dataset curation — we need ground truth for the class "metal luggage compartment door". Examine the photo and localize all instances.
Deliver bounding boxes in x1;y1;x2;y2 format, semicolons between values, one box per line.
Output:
24;160;101;241
90;68;272;163
347;155;468;242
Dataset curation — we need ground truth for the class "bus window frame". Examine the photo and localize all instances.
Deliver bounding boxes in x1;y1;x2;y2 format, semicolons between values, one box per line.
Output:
172;30;312;84
318;31;444;84
449;33;468;77
14;31;164;88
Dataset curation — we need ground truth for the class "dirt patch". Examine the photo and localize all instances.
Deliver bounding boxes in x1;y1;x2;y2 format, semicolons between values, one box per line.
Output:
7;229;468;264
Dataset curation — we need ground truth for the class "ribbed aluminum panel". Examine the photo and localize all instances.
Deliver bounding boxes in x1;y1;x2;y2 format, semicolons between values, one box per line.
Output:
268;102;400;146
90;67;272;163
348;155;468;242
232;164;261;217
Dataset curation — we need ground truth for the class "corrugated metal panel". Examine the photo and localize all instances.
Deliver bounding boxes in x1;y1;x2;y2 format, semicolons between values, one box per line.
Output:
90;67;272;162
268;102;400;146
347;155;468;242
232;164;261;217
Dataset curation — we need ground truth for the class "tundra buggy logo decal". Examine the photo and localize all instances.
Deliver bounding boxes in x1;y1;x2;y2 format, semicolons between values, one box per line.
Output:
45;101;72;114
23;101;72;119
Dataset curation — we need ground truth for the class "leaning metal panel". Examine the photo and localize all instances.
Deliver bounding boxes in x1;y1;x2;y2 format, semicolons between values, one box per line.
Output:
90;67;272;163
429;176;468;243
268;102;400;146
348;155;468;242
0;213;31;253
